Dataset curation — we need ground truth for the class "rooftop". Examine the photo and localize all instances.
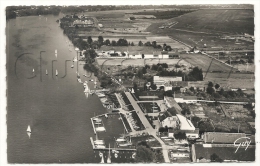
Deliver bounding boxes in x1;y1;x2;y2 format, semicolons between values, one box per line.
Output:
176;114;195;131
174;93;197;100
203;132;255;144
164;96;182;113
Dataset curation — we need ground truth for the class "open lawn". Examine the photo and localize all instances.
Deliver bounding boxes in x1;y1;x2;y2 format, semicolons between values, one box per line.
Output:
181;53;233;72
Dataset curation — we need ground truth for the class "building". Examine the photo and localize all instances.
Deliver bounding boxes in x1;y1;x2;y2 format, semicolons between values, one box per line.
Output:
202;132;255;144
153;76;182;89
158;111;179;129
170;151;190;158
73;19;94;27
194;144;255;162
164;96;182;114
174;93;197;103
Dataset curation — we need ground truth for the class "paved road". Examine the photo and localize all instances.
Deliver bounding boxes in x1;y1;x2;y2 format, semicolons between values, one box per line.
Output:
125;92;170;163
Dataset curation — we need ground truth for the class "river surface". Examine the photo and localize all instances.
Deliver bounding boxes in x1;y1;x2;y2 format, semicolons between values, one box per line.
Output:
6;14;128;163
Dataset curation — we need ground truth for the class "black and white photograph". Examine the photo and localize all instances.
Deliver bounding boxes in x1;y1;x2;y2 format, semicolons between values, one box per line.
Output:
0;0;259;164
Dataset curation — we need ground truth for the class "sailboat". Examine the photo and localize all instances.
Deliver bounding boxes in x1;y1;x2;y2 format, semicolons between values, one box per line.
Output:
46;69;48;75
27;125;31;138
56;69;58;76
94;79;97;85
107;144;111;163
32;68;35;73
100;152;104;163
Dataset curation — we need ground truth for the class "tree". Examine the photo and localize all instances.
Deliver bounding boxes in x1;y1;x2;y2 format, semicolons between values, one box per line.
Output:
135;146;154;163
137;70;143;78
87;36;93;44
189;67;203;81
151;83;157;90
131;42;135;46
174;132;187;140
98;36;104;45
206;87;215;95
142;67;147;74
138;41;143;46
104;39;110;46
191;116;201;127
165;45;172;51
157;66;163;71
133;82;138;92
111;40;117;46
210;153;223;162
152;41;157;48
198;121;214;133
208;81;214;87
215;84;220;89
164;90;173;97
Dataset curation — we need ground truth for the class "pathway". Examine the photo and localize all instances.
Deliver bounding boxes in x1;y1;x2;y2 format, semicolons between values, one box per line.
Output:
125;92;170;163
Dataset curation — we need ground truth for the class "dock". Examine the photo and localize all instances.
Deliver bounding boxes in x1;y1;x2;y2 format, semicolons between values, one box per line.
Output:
90;118;96;134
119;113;129;133
90;137;136;151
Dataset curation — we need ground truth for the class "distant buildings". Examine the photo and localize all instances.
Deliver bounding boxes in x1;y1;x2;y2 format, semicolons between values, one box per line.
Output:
153;76;182;89
174;93;197;103
73;19;94;27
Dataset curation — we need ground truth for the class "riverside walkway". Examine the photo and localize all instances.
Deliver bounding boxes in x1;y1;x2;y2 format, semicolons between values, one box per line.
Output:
125;92;170;163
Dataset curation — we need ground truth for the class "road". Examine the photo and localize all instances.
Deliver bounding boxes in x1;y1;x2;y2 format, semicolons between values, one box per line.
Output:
125;92;170;163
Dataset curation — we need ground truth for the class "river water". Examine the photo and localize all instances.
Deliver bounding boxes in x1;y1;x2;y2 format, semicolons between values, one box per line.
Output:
6;14;122;163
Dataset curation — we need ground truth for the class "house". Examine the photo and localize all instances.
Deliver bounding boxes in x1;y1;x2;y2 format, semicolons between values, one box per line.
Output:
174;93;197;103
73;19;94;27
154;76;182;89
158;111;179;129
194;144;255;162
170;151;190;158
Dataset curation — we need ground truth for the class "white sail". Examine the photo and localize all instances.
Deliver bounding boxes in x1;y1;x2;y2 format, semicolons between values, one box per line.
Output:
56;70;58;76
27;125;31;132
100;153;104;163
94;79;97;85
46;69;48;75
32;68;35;73
107;144;111;163
27;125;31;138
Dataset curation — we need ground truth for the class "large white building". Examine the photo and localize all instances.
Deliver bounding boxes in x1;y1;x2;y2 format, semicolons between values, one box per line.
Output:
153;76;182;89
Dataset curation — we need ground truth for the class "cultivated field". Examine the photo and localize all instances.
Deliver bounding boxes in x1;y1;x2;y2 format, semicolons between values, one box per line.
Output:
148;9;254;35
146;9;254;50
181;53;233;72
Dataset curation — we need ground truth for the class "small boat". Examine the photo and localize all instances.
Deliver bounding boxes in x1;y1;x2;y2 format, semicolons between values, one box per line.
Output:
95;122;102;125
32;68;34;73
104;114;108;118
56;69;58;76
112;150;119;153
116;137;126;142
27;125;31;138
100;152;104;163
132;152;136;159
114;153;118;158
71;65;74;68
93;117;101;121
94;79;97;85
94;141;105;145
78;79;82;83
46;69;48;75
96;127;106;132
118;143;130;147
90;79;94;82
55;49;57;54
96;93;106;98
96;145;106;149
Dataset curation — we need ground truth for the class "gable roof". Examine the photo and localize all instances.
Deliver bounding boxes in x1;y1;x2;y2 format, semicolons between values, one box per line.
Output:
158;111;172;122
203;132;247;144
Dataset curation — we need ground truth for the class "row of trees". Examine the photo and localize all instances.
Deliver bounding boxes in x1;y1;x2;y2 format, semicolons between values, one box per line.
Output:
138;41;172;51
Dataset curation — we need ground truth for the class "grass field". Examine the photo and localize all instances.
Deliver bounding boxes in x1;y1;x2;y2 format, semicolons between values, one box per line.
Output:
146;9;254;50
147;9;254;35
181;53;233;72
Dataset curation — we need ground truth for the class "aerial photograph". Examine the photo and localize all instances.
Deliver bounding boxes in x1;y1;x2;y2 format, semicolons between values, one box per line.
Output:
4;1;257;164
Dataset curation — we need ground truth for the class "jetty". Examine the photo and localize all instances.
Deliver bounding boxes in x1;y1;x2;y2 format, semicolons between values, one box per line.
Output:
90;118;97;134
90;137;136;151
